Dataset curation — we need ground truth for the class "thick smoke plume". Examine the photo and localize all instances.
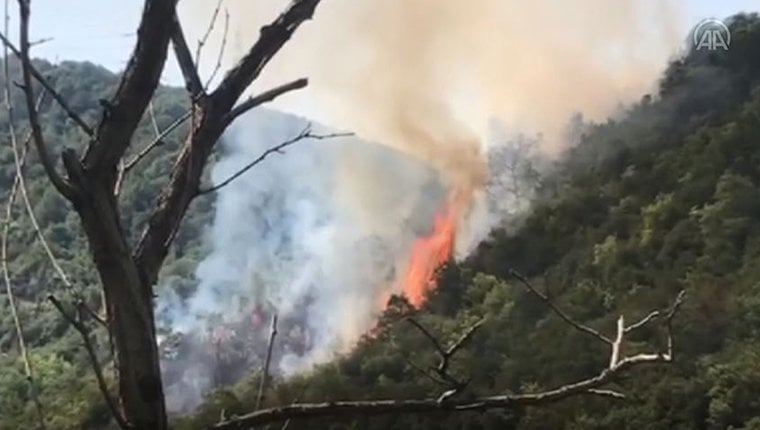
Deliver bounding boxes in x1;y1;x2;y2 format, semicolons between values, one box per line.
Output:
181;0;682;153
160;0;687;409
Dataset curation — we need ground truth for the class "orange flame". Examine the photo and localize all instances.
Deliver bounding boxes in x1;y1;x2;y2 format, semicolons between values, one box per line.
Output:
402;189;469;307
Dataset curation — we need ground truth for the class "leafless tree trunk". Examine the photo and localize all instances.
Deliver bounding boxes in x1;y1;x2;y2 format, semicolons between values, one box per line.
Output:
2;0;321;428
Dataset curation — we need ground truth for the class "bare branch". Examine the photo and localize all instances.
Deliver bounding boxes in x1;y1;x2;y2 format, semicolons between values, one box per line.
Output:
83;0;177;172
405;318;445;355
114;106;192;197
1;131;46;429
624;310;660;334
508;269;612;344
203;8;229;90
587;389;626;399
210;351;666;430
197;125;352;196
48;295;129;430
256;314;278;410
609;316;624;368
4;18;76;293
225;78;308;125
170;13;204;99
405;317;484;395
13;1;77;198
125;110;192;172
211;0;321;110
0;32;94;138
148;101;161;137
28;35;52;47
194;0;224;72
403;356;448;386
213;291;685;430
76;297;108;328
664;290;686;360
444;319;485;361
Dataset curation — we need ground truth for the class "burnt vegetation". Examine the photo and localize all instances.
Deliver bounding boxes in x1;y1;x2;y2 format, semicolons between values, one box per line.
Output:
0;3;759;430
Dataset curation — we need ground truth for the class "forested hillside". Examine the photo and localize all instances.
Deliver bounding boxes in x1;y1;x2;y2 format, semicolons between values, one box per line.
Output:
2;12;760;430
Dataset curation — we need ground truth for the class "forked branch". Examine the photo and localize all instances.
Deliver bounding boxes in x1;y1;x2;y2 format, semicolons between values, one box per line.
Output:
406;317;485;399
197;124;351;195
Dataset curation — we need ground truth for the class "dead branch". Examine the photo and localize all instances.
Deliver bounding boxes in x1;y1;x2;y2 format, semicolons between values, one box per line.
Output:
194;0;224;73
203;8;229;90
48;295;129;430
0;132;45;429
403;356;448;386
3;6;68;417
114;106;192;196
211;0;320;110
508;269;612;344
197;124;351;196
0;31;94;138
82;0;176;172
14;1;76;198
225;78;308;125
125;109;192;172
406;317;484;394
212;291;685;430
405;318;445;354
170;13;204;99
256;314;279;411
624;310;660;334
610;316;624;368
148;101;161;137
587;389;625;399
209;358;655;430
5;80;75;293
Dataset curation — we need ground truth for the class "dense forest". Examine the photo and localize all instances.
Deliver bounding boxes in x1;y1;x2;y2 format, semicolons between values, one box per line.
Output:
2;12;760;430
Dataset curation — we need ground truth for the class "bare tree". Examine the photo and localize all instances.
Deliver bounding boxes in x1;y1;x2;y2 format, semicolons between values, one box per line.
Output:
2;0;321;428
0;1;686;429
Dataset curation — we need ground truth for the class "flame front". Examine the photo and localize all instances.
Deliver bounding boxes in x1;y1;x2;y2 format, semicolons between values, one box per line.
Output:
402;189;469;307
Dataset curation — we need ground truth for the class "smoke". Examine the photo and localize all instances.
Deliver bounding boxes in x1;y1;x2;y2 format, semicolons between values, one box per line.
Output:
180;0;683;152
160;0;689;409
158;110;449;410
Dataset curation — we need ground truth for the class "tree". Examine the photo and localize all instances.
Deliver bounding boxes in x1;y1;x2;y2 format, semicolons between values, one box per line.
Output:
0;1;685;429
3;1;320;428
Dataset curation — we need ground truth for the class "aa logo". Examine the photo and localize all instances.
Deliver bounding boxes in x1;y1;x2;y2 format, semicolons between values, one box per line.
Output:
693;18;731;51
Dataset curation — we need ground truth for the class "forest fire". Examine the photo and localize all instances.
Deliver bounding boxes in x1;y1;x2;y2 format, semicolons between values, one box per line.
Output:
402;189;470;307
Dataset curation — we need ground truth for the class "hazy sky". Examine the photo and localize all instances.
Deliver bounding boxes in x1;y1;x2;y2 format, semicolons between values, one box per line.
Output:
11;0;759;88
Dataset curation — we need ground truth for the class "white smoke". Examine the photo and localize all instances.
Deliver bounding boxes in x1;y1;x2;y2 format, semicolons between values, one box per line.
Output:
158;109;460;409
